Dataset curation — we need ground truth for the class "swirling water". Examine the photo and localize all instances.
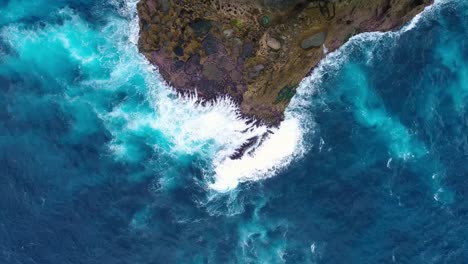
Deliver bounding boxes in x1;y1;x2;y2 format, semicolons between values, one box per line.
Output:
0;0;467;263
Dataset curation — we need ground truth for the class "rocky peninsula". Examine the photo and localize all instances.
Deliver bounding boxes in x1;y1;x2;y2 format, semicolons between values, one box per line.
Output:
137;0;431;126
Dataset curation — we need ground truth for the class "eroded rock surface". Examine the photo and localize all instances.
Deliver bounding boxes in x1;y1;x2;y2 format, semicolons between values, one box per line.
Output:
138;0;432;126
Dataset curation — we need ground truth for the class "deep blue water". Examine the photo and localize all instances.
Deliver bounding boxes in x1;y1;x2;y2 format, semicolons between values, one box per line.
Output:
1;0;468;263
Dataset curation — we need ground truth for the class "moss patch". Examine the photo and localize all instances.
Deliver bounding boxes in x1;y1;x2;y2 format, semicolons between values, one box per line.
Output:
274;84;298;104
230;18;244;29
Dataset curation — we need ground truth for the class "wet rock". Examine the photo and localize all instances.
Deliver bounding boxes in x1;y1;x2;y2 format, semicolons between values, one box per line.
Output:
202;34;218;55
173;45;184;56
141;19;150;31
230;136;259;160
184;54;201;75
174;59;184;70
301;32;327;49
266;36;281;50
203;64;223;82
189;18;212;38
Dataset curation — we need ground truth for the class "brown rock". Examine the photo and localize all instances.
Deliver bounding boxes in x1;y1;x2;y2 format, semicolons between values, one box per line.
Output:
203;64;223;82
267;36;281;51
137;0;433;126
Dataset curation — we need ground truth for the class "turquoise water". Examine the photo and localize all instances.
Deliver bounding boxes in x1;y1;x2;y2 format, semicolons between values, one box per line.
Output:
1;0;468;263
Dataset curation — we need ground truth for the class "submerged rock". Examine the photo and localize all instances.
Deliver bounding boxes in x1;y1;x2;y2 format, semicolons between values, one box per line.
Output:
137;0;432;126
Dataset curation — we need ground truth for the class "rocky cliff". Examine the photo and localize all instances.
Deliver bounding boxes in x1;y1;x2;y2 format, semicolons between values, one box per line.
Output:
137;0;432;126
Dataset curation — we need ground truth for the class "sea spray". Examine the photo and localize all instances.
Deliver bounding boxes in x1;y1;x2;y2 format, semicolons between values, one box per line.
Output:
0;0;451;196
0;0;467;262
108;0;308;191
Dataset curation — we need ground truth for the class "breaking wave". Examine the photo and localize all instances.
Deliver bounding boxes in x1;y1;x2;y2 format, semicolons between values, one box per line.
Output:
0;0;448;194
115;0;447;192
111;0;307;192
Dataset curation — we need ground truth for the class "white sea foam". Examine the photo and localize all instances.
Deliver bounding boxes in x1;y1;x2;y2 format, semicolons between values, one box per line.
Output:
144;79;306;192
106;0;444;192
152;92;261;154
291;0;446;122
18;0;442;194
105;0;307;192
0;0;447;196
210;118;304;191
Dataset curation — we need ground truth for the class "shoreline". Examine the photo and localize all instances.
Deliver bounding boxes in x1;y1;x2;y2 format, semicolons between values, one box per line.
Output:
137;0;432;127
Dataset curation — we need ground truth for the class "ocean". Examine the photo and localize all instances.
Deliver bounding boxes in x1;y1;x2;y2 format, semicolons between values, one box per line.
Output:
0;0;467;263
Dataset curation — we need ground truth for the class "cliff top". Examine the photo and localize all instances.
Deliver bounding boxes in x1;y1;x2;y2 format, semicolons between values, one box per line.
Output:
137;0;431;126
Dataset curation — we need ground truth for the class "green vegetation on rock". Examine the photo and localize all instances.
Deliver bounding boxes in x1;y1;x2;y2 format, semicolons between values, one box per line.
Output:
274;85;298;104
230;18;243;29
138;0;432;126
260;15;271;27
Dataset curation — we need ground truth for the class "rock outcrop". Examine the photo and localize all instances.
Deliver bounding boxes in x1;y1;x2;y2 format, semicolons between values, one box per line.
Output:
137;0;432;126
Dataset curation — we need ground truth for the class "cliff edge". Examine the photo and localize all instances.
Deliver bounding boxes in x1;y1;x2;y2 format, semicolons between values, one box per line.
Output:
137;0;431;126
